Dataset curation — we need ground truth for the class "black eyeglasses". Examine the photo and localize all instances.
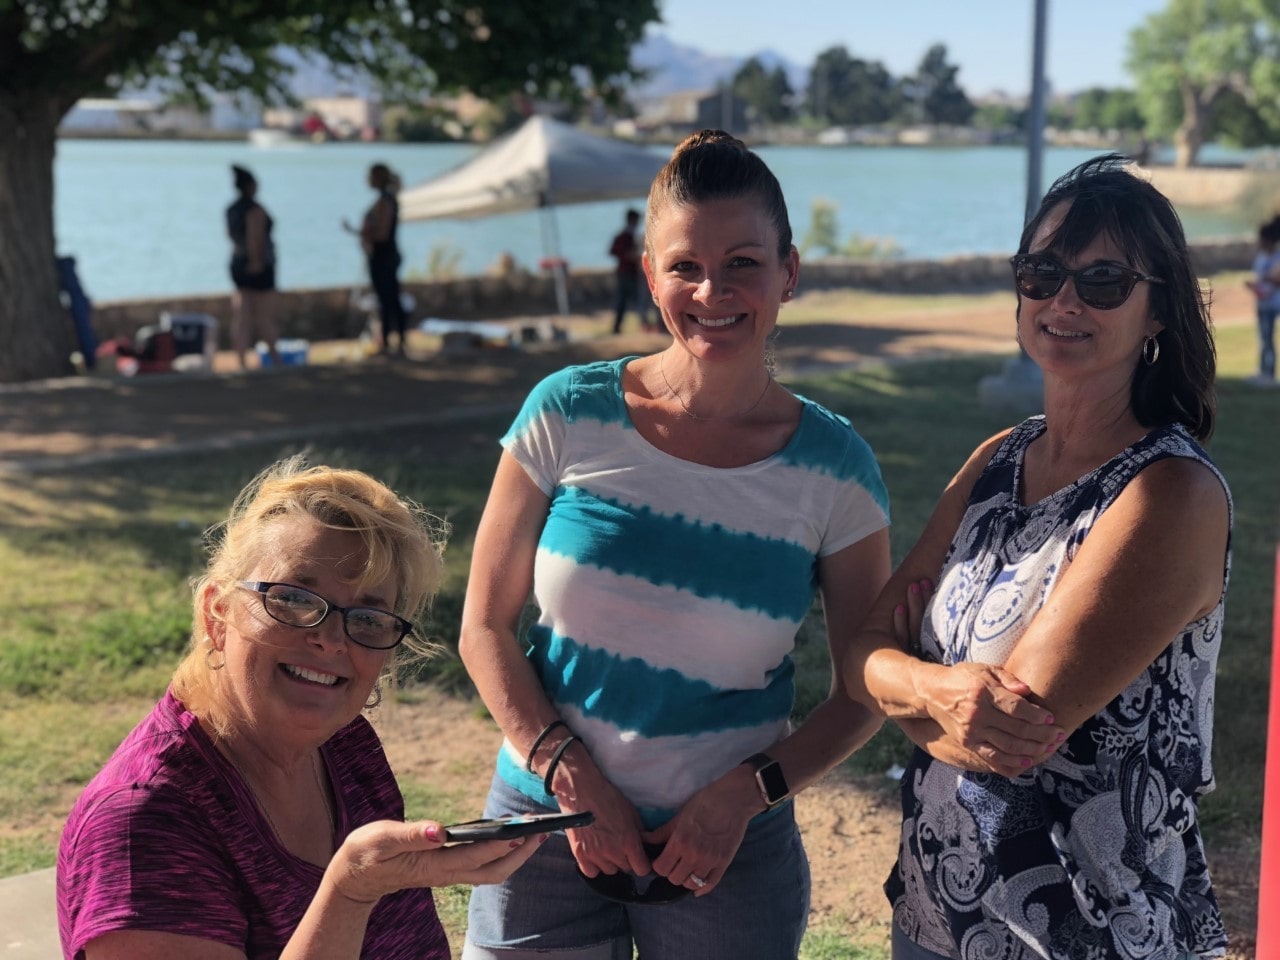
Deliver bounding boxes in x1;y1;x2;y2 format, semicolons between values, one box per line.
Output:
577;843;691;905
1010;253;1165;310
238;581;413;650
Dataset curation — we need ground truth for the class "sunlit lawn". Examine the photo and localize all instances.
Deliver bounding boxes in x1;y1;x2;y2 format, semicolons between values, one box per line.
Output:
0;321;1273;959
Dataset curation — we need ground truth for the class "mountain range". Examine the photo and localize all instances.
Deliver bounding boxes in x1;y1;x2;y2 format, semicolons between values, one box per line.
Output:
629;32;809;99
274;32;809;102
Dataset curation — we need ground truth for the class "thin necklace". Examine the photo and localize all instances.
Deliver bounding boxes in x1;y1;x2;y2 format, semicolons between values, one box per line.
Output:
226;746;335;845
659;352;772;421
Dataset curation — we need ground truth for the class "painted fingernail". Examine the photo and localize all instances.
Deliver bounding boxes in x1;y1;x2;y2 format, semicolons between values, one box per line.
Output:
425;824;443;842
895;604;906;615
1020;757;1031;768
1055;731;1065;742
539;833;550;844
1043;715;1056;724
509;838;527;849
909;583;919;594
923;579;933;591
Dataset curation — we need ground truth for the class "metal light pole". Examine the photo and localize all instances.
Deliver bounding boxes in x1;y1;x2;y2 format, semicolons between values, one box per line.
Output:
978;0;1047;411
1025;0;1048;225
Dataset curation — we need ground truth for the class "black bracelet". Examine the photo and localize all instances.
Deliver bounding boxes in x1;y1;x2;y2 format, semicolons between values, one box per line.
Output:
542;735;580;795
525;720;568;773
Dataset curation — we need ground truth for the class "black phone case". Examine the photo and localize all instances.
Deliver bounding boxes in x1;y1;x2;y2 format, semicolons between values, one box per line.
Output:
443;810;595;842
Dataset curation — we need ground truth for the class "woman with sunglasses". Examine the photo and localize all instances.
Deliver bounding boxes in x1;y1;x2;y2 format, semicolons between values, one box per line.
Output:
844;155;1231;960
58;458;541;960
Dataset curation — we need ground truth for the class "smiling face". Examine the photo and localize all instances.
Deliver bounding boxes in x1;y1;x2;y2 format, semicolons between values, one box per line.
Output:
1017;200;1163;388
203;517;395;751
643;196;798;364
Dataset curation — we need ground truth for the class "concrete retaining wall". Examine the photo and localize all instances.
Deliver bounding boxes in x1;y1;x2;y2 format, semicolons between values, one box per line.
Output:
91;237;1254;347
1143;164;1280;208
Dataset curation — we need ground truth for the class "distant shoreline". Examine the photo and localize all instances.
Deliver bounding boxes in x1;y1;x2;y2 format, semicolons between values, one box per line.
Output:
57;129;249;142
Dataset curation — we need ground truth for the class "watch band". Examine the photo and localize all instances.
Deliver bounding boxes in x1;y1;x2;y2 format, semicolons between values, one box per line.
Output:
742;752;789;809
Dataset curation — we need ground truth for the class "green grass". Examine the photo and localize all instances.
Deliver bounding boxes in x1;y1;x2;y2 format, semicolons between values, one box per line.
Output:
800;928;889;960
0;322;1273;951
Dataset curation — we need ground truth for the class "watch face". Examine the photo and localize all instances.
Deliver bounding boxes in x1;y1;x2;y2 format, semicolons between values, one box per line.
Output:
757;761;788;803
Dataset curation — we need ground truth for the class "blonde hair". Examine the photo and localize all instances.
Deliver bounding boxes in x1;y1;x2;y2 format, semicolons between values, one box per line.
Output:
172;456;448;737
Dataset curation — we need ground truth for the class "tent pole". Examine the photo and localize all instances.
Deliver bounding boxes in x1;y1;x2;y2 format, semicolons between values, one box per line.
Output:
540;203;570;316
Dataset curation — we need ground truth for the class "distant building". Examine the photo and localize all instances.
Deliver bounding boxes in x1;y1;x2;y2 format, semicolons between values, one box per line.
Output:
306;96;382;138
61;98;160;133
61;95;260;135
634;89;748;138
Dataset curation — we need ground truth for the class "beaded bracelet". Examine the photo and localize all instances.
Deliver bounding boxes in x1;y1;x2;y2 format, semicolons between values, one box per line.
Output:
542;735;580;795
525;719;568;773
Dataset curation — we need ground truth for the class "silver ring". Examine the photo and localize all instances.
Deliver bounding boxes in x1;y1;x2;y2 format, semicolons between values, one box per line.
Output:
688;874;707;889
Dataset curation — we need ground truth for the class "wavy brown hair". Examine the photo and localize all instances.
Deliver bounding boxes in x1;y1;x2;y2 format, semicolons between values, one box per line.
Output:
1018;154;1216;440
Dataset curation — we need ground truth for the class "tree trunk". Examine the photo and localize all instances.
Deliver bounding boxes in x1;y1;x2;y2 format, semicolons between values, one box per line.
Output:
0;91;74;382
1174;84;1205;168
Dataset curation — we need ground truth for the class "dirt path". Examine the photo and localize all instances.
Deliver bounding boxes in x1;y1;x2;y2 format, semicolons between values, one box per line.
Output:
0;281;1255;471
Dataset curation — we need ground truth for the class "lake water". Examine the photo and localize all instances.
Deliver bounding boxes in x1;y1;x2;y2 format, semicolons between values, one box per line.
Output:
54;139;1252;301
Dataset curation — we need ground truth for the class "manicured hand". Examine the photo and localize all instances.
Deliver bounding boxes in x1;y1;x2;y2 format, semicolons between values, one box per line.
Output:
326;819;543;904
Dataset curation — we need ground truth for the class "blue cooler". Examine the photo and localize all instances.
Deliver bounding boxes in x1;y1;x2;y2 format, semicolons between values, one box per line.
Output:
258;339;309;366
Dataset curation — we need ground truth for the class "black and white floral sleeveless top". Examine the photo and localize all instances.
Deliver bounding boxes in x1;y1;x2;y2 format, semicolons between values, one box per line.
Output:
886;416;1231;960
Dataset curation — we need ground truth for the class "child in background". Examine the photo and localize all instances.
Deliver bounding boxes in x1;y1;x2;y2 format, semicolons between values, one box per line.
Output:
1245;215;1280;386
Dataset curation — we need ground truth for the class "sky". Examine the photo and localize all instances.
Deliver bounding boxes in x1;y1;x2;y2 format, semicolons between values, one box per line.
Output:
653;0;1171;97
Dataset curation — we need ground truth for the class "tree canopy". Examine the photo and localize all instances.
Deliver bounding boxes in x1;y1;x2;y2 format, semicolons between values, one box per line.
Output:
2;0;657;109
909;44;973;125
1126;0;1280;165
0;0;659;382
732;56;793;125
806;45;902;126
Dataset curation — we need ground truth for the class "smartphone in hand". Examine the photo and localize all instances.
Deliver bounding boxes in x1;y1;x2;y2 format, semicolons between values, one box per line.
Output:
443;811;595;842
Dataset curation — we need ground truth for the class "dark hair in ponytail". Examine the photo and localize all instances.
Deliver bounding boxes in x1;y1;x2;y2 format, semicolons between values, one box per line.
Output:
646;129;792;260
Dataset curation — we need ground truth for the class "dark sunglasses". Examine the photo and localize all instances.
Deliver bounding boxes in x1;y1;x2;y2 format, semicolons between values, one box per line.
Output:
577;842;691;905
238;581;414;650
1010;253;1165;310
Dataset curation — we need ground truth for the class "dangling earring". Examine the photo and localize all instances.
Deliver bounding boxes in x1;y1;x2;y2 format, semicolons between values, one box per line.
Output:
365;682;383;710
1143;334;1160;365
206;645;226;671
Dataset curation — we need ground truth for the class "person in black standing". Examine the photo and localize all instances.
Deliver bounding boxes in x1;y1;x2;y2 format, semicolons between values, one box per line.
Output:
226;165;281;369
361;163;408;355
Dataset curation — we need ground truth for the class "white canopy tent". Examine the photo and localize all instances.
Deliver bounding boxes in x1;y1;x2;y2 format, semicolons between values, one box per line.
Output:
398;115;667;314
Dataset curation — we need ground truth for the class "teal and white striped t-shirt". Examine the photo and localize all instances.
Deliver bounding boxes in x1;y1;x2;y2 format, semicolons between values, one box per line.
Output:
496;358;889;827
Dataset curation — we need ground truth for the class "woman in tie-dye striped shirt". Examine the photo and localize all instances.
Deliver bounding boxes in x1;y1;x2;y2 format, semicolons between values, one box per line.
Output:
458;131;893;959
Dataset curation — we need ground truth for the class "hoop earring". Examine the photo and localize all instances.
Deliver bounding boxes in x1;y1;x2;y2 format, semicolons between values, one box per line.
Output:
206;646;226;671
365;683;383;709
1143;334;1160;365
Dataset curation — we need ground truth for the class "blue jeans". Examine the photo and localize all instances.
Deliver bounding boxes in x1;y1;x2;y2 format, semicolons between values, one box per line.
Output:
1259;306;1277;378
462;773;810;959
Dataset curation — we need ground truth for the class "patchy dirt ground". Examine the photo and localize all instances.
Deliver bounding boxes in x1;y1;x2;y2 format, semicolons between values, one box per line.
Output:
371;693;1258;958
6;283;1260;955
